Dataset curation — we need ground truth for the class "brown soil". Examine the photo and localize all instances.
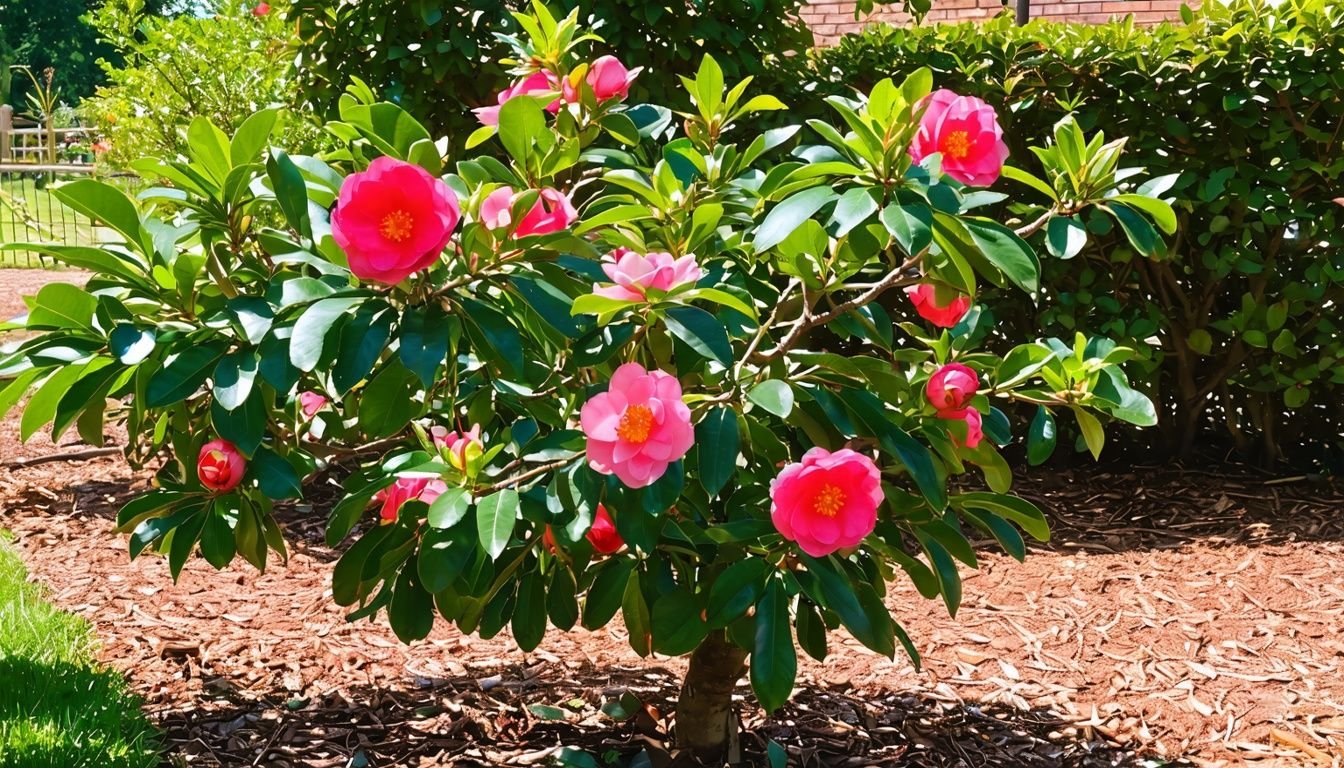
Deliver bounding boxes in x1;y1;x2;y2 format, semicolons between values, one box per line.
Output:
3;271;1344;768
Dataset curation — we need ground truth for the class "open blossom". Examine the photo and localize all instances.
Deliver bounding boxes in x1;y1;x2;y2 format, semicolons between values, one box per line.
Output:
298;391;328;420
252;2;270;15
593;248;702;302
770;448;882;558
943;408;984;449
581;362;694;488
544;503;624;555
331;156;460;284
905;283;972;328
909;89;1009;187
198;439;245;493
587;56;637;101
374;477;447;525
473;72;561;126
431;424;483;472
926;363;979;414
479;186;576;237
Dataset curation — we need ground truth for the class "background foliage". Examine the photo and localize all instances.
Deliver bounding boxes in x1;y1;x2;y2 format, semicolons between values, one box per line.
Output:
288;0;814;149
786;0;1344;467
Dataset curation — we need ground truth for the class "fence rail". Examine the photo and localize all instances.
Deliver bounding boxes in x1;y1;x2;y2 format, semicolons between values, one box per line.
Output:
0;164;139;269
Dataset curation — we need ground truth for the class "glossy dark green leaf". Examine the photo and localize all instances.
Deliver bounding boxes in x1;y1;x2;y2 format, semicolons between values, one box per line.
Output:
663;306;732;365
962;218;1040;293
581;558;635;630
399;303;453;389
751;579;796;713
695;406;739;497
880;197;933;256
291;296;363;372
802;555;895;657
476;489;519;560
388;561;435;643
147;344;223;407
251;447;303;500
621;569;652;657
754;187;838;253
650;588;709;656
1027;406;1057;466
512;571;547;652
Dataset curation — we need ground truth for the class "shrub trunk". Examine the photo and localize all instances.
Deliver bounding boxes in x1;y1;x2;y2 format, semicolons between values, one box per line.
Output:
675;630;749;761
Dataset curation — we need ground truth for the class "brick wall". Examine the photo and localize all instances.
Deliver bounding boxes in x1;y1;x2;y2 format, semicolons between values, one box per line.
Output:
803;0;1193;44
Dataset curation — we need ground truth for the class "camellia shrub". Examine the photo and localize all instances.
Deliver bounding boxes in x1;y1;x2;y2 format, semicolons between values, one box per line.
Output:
792;0;1344;466
0;3;1169;759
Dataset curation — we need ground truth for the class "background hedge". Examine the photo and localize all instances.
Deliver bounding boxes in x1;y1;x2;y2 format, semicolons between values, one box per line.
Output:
786;0;1343;468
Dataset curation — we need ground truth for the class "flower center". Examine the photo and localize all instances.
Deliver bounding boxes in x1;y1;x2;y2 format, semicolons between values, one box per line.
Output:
813;484;846;518
617;404;655;444
379;209;416;242
941;130;972;161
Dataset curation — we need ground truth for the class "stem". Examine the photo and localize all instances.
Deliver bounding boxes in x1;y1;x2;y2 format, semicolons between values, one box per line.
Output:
675;631;749;761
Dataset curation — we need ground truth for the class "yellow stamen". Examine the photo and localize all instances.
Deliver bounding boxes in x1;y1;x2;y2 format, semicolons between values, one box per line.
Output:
813;484;845;518
617;404;655;444
379;209;415;242
941;130;972;160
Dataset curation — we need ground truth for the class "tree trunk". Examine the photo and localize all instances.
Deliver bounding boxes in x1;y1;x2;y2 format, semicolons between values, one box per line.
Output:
675;630;749;762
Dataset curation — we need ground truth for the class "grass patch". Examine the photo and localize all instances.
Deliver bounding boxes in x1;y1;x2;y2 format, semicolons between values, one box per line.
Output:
0;531;159;768
0;175;98;269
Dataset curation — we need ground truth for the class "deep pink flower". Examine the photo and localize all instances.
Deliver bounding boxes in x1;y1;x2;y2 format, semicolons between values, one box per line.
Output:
298;391;328;420
431;423;483;472
478;187;576;237
473;72;561;126
374;476;448;525
926;363;979;414
542;504;624;555
581;362;694;488
198;439;246;493
331;156;460;284
943;408;984;449
587;56;637;102
905;284;972;329
593;248;702;302
909;89;1009;187
770;448;882;558
252;2;270;16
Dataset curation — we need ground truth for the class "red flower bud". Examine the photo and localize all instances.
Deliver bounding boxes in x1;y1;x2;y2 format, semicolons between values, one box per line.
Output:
198;439;245;493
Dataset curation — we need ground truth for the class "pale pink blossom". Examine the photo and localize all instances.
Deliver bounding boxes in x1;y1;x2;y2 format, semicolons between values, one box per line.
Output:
593;248;702;302
580;362;694;488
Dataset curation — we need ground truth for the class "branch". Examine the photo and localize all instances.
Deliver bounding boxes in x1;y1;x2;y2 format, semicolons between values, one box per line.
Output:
1014;209;1055;239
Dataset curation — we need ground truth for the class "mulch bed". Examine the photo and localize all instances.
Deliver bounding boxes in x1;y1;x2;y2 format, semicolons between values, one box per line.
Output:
4;271;1344;767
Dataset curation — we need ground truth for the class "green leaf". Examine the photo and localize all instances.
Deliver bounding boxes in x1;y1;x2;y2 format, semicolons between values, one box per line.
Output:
955;492;1050;541
110;324;156;365
962;218;1040;293
333;303;393;393
581;558;635;630
512;571;547;652
461;298;525;377
51;179;146;254
751;579;796;713
650;588;709;656
230;108;280;167
1111;193;1177;235
356;363;420;438
290;296;363;372
476;489;519;560
187;116;232;183
1027;407;1056;466
695;406;739;497
200;508;237;569
498;95;548;167
621;569;652;657
916;533;962;617
747;380;794;418
663;306;732;365
845;390;946;510
211;389;266;458
399;303;453;389
802;555;895;657
1072;406;1105;460
213;351;259;411
1046;216;1087;260
427;487;471;529
1103;203;1161;257
547;567;579;631
268;149;312;239
251;447;303;500
795;601;827;662
829;187;879;237
147;345;223;407
754;187;838;254
706;558;770;628
28;283;97;332
880;198;933;256
389;563;434;643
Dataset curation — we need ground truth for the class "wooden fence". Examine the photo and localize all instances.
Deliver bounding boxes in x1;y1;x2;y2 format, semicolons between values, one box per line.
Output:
0;104;94;165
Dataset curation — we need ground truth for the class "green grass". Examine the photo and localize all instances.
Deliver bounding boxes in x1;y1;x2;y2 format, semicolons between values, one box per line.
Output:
0;532;159;768
0;175;98;269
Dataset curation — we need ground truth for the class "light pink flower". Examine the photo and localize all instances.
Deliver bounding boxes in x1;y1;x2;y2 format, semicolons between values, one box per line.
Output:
473;72;561;126
298;391;328;420
581;362;694;488
905;284;972;329
909;89;1010;187
374;476;448;525
587;56;637;102
198;439;246;493
478;187;576;238
431;423;483;472
926;363;979;414
770;448;882;558
331;156;460;284
943;408;984;449
593;248;702;302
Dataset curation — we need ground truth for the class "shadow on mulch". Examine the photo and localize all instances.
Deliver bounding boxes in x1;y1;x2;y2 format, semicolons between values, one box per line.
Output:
153;660;1162;768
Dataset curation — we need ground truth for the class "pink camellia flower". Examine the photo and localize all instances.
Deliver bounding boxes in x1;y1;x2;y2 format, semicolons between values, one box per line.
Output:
926;363;979;414
593;248;702;302
943;408;984;449
252;2;270;15
587;56;637;102
905;283;972;329
431;423;483;472
909;89;1010;187
373;476;448;525
581;362;694;488
198;439;246;493
770;447;883;558
473;72;561;126
331;156;460;284
478;187;576;238
298;391;328;420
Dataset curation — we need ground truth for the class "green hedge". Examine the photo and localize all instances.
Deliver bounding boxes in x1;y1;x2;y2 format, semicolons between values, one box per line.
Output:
787;0;1344;467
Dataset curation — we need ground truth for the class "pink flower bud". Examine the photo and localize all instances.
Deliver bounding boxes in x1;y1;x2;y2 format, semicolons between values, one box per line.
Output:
587;56;636;102
298;391;328;420
926;363;979;414
198;439;246;493
431;424;483;472
252;2;270;16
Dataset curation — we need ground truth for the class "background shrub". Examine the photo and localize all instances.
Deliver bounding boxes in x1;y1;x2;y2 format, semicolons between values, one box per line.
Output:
787;0;1344;468
288;0;815;150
